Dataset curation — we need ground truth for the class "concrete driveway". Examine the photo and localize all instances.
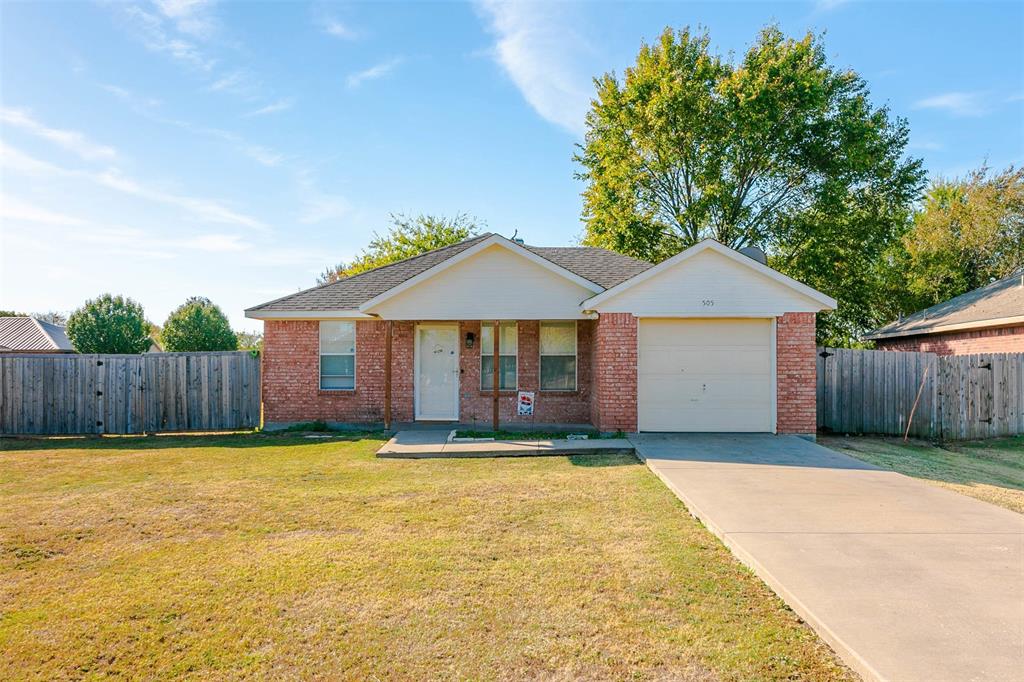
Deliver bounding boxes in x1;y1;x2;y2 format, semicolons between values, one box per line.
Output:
632;433;1024;682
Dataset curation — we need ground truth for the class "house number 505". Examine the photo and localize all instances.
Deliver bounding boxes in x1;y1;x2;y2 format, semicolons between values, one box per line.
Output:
701;299;715;306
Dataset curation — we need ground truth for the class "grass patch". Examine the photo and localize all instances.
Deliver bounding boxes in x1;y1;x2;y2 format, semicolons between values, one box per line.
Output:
821;435;1024;513
1;433;850;680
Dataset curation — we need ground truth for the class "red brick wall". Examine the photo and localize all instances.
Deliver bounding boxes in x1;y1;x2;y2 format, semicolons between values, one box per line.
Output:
262;320;414;425
590;313;638;433
875;326;1024;355
456;320;593;426
776;312;817;435
262;319;591;427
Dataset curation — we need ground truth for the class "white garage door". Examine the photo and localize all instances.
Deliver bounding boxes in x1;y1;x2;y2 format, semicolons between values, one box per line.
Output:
638;318;773;432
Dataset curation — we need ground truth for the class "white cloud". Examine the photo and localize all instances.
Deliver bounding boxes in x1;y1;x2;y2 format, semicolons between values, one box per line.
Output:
321;17;357;40
0;107;118;161
908;139;943;151
0;142;267;231
0;194;86;225
117;4;215;70
815;0;852;11
914;91;990;117
474;1;591;136
243;98;295;117
346;57;403;88
299;194;351;224
153;0;217;39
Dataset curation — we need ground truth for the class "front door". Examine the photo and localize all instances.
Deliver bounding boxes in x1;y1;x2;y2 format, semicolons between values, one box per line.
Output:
415;324;460;421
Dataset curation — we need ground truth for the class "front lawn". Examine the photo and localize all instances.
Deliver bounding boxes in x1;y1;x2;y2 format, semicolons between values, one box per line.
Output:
1;434;849;680
822;435;1024;514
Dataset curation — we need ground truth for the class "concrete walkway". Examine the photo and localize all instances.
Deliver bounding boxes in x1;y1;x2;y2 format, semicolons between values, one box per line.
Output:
632;433;1024;682
377;430;634;458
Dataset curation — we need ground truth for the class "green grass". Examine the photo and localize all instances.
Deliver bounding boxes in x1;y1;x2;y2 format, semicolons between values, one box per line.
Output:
822;435;1024;513
1;433;850;680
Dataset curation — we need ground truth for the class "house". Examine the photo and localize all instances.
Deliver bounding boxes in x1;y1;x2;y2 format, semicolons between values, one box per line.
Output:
864;271;1024;355
246;234;836;437
0;316;74;353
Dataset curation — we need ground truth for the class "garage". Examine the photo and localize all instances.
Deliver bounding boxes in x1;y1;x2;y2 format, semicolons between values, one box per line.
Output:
638;318;773;432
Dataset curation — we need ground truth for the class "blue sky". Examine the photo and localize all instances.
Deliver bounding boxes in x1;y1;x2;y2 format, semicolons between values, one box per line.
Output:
1;1;1021;333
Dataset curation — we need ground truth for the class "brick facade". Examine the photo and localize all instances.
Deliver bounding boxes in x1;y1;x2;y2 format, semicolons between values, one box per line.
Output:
264;313;819;435
262;320;414;425
775;312;817;435
875;325;1024;355
456;320;593;427
590;313;638;433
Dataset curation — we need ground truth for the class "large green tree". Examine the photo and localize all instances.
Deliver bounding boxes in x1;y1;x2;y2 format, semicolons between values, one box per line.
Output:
66;294;151;354
902;165;1024;308
577;26;925;344
161;297;238;352
318;213;481;284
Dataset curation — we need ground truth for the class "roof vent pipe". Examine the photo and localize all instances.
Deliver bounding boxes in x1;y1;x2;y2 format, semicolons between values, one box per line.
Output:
739;246;767;265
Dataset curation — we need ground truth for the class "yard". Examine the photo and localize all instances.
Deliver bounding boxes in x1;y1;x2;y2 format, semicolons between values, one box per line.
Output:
822;435;1024;514
1;433;850;680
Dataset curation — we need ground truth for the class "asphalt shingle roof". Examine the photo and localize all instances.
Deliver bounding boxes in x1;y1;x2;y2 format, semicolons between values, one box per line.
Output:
865;271;1024;339
247;234;654;313
0;317;74;352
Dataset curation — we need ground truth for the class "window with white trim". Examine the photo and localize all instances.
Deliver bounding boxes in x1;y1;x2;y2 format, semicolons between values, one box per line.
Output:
481;321;517;390
320;321;355;390
540;321;576;391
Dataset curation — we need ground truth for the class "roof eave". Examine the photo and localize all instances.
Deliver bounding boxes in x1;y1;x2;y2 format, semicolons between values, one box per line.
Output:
864;314;1024;340
582;239;837;310
244;309;376;320
358;234;604;312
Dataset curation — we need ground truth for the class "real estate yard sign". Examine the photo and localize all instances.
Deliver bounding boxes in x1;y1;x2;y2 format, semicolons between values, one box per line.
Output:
517;391;534;416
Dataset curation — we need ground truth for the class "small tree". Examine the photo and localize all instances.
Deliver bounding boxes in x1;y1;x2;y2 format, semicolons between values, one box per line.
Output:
161;297;238;352
236;330;263;352
902;165;1024;307
66;294;151;354
318;213;481;284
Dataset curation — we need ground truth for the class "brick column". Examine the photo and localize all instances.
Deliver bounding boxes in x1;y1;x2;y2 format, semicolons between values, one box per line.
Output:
776;312;817;436
590;313;638;433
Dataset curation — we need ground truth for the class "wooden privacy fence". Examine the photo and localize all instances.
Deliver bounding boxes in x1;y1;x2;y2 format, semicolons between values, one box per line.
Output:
0;352;260;435
817;347;1024;440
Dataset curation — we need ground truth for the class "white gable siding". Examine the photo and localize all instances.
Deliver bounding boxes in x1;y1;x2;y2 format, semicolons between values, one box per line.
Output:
590;249;823;316
367;245;594;319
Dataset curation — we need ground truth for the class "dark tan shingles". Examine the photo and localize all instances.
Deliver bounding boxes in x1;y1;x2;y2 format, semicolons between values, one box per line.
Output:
866;271;1024;339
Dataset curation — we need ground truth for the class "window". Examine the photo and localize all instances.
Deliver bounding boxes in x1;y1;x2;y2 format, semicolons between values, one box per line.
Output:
481;321;517;390
320;321;355;390
540;321;576;391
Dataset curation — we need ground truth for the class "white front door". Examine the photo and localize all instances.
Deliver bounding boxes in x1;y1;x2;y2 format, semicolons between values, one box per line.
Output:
415;324;460;421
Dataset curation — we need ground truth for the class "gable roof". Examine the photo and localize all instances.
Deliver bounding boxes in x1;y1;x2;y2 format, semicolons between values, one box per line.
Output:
0;317;74;352
246;233;654;317
865;271;1024;340
581;239;837;310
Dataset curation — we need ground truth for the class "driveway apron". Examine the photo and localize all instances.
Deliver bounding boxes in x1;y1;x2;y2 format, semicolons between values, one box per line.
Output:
632;433;1024;682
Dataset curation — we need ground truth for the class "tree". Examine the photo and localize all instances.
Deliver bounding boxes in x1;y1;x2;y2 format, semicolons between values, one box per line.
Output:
318;213;481;284
32;311;67;325
902;165;1024;307
0;310;26;317
236;330;263;352
576;26;925;344
161;297;238;352
66;294;151;354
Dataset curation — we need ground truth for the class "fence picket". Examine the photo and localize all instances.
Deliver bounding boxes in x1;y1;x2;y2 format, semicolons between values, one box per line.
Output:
0;352;260;435
818;347;1024;440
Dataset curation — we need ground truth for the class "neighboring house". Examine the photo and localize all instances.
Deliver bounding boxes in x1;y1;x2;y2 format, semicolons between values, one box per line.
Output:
0;316;74;353
246;234;836;436
865;271;1024;355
